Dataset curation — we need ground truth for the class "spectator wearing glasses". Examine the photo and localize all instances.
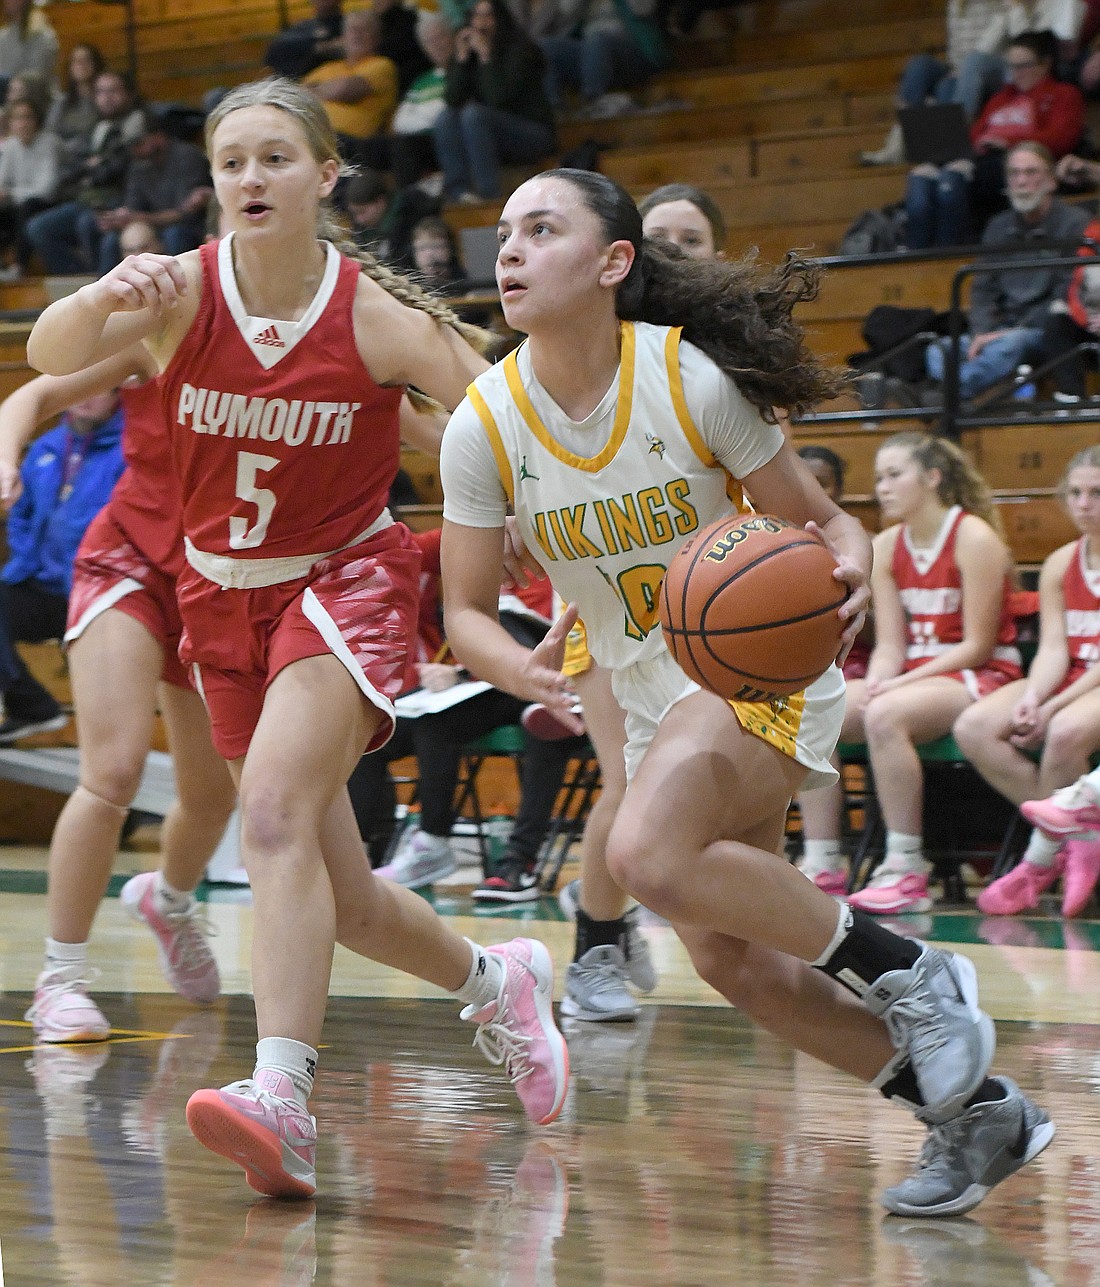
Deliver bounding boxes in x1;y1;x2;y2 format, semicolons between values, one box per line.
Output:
905;31;1084;249
922;141;1089;401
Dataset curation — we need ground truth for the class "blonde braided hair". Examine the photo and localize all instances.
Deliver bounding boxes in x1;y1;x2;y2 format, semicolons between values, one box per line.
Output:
204;77;495;410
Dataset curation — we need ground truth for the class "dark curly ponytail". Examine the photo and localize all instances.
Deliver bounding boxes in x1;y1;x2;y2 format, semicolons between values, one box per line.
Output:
542;168;848;420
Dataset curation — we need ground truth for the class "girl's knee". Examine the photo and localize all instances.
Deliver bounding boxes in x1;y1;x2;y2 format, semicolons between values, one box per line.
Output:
1044;713;1096;763
82;754;146;809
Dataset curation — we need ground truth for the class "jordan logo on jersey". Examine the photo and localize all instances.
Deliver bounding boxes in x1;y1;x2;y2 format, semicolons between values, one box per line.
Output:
519;455;539;481
254;324;285;348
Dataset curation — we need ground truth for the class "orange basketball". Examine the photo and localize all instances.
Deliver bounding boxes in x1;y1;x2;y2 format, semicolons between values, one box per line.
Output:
659;513;845;701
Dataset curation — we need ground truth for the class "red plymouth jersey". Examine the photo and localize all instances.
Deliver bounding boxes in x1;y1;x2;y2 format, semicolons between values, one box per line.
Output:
160;235;403;559
1062;537;1100;674
892;506;1017;667
108;375;185;577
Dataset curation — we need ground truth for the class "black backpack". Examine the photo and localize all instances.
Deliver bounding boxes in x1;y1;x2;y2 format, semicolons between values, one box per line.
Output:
839;203;907;256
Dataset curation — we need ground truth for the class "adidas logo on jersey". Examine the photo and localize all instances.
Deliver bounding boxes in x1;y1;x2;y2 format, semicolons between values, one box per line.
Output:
254;324;285;348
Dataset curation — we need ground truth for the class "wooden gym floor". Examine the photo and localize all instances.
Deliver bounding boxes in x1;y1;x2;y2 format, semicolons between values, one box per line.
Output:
0;844;1099;1286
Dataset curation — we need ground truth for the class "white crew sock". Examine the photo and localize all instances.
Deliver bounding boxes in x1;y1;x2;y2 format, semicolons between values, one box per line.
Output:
153;871;194;916
883;831;925;871
1022;829;1063;869
800;839;845;873
452;938;505;1011
255;1036;316;1105
44;936;89;977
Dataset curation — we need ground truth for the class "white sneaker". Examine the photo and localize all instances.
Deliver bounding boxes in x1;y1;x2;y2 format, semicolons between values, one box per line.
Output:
375;829;457;889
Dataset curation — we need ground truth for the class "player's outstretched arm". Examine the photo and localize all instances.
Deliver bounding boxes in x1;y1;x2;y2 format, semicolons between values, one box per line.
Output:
28;252;200;376
0;345;155;510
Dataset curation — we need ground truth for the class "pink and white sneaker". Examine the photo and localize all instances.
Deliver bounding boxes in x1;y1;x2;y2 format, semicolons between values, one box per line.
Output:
25;968;111;1043
462;938;569;1126
976;853;1064;916
847;860;933;915
1061;838;1100;918
1021;779;1100;839
120;872;220;1004
185;1070;317;1199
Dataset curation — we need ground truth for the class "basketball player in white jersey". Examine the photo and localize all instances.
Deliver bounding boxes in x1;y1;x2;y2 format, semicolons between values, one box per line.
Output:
438;167;1054;1217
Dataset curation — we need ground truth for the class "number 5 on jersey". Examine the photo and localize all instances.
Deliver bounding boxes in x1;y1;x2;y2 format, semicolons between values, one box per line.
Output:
231;451;279;550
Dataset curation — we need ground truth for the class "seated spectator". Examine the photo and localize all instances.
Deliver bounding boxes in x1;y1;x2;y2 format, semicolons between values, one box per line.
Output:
1034;209;1100;399
305;8;398;170
434;0;555;203
118;218;162;258
374;0;431;98
410;215;467;293
342;168;394;256
265;0;345;80
637;181;726;257
905;31;1085;249
955;447;1100;919
538;0;668;119
389;10;452;191
90;105;210;273
0;0;58;96
923;141;1089;401
0;383;125;742
866;0;1012;166
0;68;50;141
804;433;1022;914
0;96;62;277
25;69;143;275
44;43;103;162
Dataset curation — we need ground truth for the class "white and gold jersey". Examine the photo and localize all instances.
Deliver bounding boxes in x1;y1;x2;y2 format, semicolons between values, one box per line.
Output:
454;322;756;671
441;320;843;786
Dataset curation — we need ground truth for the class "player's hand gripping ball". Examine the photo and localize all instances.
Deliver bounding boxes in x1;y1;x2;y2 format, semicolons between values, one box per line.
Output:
659;514;845;701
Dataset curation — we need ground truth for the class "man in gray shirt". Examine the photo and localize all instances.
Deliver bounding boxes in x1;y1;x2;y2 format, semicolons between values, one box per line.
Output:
926;141;1091;400
94;106;211;272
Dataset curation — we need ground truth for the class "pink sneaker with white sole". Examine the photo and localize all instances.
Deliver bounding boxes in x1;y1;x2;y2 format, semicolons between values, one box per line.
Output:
120;872;220;1004
1021;779;1100;838
186;1069;317;1199
462;938;569;1126
847;861;933;915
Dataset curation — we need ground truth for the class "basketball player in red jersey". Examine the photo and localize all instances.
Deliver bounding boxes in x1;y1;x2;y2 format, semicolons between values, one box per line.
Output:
0;352;237;1044
958;445;1100;918
839;432;1022;916
28;78;569;1200
1;355;457;1047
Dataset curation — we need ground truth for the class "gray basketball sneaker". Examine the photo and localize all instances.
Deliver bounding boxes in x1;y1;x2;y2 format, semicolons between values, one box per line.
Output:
558;880;657;994
561;945;640;1022
865;947;996;1123
882;1077;1054;1217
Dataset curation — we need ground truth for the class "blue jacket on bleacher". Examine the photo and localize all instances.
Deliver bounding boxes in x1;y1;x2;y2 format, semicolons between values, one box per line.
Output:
1;411;126;596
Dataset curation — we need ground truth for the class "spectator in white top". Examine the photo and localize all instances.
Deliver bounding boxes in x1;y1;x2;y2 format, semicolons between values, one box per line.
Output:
0;96;61;277
0;0;57;92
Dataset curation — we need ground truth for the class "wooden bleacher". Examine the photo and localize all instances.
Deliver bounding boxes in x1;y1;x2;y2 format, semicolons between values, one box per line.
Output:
20;0;1093;578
